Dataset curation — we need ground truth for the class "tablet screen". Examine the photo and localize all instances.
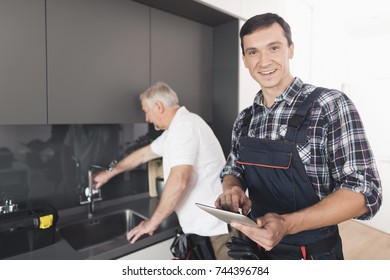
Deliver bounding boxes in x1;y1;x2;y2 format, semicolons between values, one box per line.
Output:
196;203;258;227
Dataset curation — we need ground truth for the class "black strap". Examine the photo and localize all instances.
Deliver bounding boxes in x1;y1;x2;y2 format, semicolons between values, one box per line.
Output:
305;228;340;256
288;87;325;128
240;108;253;137
285;87;325;143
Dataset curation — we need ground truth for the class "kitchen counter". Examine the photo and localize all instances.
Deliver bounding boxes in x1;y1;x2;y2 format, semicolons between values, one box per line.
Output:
6;194;179;260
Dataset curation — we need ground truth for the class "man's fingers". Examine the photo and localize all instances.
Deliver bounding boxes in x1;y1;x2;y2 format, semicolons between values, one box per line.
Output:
215;187;249;213
216;194;232;211
215;196;224;208
129;233;140;244
127;228;142;244
241;199;252;215
126;221;155;244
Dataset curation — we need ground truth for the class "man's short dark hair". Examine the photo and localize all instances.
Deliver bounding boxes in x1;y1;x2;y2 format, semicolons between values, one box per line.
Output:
240;13;293;55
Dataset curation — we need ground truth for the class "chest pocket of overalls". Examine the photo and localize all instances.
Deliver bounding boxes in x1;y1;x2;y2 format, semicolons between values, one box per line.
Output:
238;137;303;215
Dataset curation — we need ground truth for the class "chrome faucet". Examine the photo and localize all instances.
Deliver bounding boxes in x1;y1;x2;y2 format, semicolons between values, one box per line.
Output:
80;161;117;219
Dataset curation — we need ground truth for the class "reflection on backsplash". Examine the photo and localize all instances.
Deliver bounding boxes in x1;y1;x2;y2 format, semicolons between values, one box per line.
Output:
0;123;152;211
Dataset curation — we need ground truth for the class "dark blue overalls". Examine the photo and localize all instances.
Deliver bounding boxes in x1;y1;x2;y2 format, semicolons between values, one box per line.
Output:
237;88;343;260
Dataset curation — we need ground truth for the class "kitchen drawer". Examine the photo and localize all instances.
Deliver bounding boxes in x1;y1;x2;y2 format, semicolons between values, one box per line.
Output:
117;237;173;260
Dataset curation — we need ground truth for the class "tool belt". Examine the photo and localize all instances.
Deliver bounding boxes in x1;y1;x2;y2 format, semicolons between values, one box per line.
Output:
262;230;341;260
170;228;216;260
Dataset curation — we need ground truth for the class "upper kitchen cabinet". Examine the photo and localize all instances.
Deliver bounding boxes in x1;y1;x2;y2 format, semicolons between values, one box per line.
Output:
0;0;47;124
46;0;150;124
0;0;238;128
150;9;213;121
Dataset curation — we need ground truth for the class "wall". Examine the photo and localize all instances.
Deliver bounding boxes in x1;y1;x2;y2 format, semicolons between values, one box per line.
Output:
306;0;389;234
342;24;390;234
195;0;285;20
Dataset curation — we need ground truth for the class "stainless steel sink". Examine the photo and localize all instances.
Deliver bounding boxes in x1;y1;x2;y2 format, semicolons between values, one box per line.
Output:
59;209;145;251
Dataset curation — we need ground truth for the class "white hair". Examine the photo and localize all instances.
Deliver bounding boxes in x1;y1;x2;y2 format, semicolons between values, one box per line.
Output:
139;82;179;108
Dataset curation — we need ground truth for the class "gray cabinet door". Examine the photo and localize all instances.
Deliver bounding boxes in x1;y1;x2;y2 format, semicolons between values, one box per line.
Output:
47;0;150;124
151;9;213;122
0;0;47;124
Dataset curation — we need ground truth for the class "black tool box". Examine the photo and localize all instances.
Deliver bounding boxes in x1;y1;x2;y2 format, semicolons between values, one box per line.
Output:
0;206;58;259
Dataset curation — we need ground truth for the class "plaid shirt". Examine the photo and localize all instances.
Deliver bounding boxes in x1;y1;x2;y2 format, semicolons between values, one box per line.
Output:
221;78;382;220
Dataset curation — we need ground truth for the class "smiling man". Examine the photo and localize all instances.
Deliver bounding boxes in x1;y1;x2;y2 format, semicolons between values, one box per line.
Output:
215;13;382;260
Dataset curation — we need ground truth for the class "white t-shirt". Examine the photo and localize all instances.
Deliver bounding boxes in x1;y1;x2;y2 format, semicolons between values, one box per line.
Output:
151;107;228;236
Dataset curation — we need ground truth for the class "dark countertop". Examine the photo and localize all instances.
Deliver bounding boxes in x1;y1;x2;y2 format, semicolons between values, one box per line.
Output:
6;194;179;260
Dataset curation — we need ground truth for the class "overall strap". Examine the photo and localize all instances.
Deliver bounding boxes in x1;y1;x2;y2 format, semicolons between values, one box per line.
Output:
285;87;325;143
240;108;253;137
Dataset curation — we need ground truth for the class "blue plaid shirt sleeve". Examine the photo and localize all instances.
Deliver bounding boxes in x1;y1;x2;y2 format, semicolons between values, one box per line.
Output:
321;91;382;219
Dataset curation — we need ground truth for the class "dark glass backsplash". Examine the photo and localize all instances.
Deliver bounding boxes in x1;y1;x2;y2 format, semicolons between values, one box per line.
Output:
0;123;153;211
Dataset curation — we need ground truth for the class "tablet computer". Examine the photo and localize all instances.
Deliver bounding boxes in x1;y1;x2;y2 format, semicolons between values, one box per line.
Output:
196;203;258;227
